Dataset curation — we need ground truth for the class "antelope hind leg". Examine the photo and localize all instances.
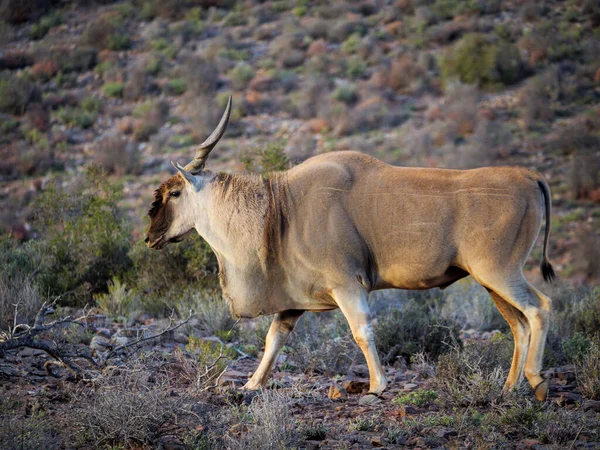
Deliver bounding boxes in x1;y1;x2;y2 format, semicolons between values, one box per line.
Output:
487;289;530;392
243;310;304;390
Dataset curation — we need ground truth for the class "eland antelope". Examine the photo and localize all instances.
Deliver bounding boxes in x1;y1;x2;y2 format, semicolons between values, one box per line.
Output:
145;97;555;404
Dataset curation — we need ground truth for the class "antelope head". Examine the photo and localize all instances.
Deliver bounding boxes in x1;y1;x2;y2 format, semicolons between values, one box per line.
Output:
145;96;232;249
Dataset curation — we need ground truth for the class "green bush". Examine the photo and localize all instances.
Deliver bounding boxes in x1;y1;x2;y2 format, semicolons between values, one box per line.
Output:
434;335;513;407
33;165;133;305
102;82;124;98
126;235;219;305
29;11;63;40
241;143;289;173
393;389;438;407
333;84;359;105
54;107;97;129
83;14;130;51
0;73;40;115
441;33;527;88
229;63;254;90
166;78;186;95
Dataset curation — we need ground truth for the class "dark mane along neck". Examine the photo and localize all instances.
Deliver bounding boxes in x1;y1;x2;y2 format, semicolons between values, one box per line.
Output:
263;172;290;264
211;171;290;263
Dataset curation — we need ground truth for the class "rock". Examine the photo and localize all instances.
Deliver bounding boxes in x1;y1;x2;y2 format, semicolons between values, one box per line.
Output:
341;379;370;395
371;435;384;447
89;335;110;353
328;384;347;401
110;335;129;347
437;428;458;439
403;383;418;390
583;400;600;413
358;394;382;406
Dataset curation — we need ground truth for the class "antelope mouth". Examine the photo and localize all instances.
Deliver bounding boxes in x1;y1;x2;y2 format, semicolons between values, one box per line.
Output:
146;235;167;249
146;230;193;249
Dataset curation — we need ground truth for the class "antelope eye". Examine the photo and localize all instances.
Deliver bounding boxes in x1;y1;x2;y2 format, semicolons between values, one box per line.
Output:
169;191;180;198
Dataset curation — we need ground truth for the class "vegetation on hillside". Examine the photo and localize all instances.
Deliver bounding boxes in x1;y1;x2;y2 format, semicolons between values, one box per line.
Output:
0;0;599;448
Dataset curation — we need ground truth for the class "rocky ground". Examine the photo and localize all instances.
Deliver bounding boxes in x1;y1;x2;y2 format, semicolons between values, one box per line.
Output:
2;310;600;449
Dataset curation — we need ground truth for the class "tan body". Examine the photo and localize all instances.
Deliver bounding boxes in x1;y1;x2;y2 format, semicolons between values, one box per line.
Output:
146;99;554;403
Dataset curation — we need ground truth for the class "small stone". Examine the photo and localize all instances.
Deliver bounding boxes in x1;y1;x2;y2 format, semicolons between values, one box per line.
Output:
328;384;348;401
110;335;129;347
403;383;418;390
583;400;600;413
437;428;458;439
358;394;382;406
90;335;110;352
371;435;384;447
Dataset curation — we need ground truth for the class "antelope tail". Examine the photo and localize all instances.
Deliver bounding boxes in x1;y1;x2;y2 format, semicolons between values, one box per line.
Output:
538;180;555;282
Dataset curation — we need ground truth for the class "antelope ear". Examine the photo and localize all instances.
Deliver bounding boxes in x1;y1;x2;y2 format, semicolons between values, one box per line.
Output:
171;161;196;185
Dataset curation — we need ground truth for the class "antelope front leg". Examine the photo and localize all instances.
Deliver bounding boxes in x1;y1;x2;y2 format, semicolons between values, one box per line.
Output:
334;287;388;402
243;310;304;390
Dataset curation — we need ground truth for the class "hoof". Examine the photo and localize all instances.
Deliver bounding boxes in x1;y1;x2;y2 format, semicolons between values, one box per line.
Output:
534;380;549;401
358;393;383;406
241;381;262;391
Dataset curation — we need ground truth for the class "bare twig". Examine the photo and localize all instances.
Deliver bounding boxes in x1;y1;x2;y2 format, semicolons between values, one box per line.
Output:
105;310;194;362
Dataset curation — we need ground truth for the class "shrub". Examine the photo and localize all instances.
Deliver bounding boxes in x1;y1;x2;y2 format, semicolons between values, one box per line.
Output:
83;14;130;51
47;46;97;73
0;0;53;24
181;55;219;95
374;295;461;365
229;63;254;90
225;391;296;450
241;143;289;173
102;81;124;98
576;339;600;399
33;165;133;305
389;54;424;91
0;20;13;46
192;294;237;338
54;106;97;129
127;235;219;300
289;312;360;376
94;278;136;319
434;335;513;407
29;11;63;40
393;389;438;407
333;84;359;105
441;33;527;89
0;395;60;450
520;70;557;130
94;132;141;175
166;78;186;95
0;237;43;333
0;73;40;115
70;368;190;447
132;98;169;141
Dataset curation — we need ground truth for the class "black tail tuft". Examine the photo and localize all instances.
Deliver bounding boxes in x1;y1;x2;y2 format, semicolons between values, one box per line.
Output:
541;258;556;283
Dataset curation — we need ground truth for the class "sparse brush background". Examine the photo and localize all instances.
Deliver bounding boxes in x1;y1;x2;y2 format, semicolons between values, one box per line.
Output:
0;0;599;448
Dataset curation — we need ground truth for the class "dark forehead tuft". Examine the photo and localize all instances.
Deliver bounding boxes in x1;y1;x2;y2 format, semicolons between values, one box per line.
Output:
148;175;184;218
